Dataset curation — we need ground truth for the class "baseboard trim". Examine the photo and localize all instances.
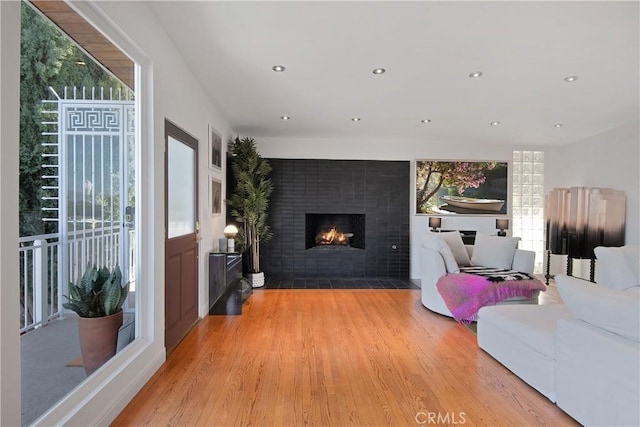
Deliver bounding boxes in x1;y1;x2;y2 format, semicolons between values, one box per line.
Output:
97;349;165;425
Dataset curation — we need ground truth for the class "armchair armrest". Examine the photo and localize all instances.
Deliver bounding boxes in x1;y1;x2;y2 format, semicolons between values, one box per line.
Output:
420;247;451;316
420;247;447;286
513;249;535;274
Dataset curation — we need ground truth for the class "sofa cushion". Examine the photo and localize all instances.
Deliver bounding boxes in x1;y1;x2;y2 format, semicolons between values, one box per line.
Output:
421;232;460;273
478;303;574;358
556;274;640;342
594;245;640;290
435;231;471;267
471;233;519;269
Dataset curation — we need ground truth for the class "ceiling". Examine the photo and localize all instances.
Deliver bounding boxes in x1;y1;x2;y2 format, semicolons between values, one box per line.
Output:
149;1;639;147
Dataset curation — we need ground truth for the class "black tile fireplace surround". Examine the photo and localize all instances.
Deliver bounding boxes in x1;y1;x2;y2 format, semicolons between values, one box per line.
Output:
261;159;410;279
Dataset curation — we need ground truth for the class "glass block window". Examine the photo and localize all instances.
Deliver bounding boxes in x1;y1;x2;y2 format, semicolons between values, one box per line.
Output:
512;151;545;274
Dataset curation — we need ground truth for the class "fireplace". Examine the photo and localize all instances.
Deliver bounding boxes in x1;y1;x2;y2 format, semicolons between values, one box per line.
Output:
305;214;365;250
260;159;409;279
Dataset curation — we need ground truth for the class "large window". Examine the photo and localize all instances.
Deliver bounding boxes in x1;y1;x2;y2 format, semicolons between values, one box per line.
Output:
19;2;137;424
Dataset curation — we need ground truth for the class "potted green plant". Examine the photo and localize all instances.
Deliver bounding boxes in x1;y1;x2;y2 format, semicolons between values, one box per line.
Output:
227;136;273;287
63;264;129;375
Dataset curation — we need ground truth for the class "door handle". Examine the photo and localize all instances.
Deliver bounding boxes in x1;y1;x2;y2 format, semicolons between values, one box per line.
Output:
195;221;202;242
124;206;134;228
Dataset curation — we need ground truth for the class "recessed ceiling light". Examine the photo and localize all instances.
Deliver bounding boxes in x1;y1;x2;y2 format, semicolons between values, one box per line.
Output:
469;71;483;78
554;123;563;128
564;75;578;82
372;68;386;75
272;65;286;72
281;115;291;120
351;117;361;122
421;119;432;123
490;121;501;126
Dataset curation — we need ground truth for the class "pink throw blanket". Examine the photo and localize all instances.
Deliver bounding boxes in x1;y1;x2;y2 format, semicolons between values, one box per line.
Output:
436;273;546;324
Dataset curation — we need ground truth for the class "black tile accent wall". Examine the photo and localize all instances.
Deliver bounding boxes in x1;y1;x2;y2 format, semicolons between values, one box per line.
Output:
262;159;410;279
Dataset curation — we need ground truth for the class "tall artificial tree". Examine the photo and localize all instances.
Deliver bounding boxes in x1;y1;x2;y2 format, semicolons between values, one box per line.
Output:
227;136;273;274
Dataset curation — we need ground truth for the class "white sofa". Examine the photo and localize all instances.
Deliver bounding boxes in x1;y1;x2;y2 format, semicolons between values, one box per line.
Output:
478;245;640;426
420;231;537;317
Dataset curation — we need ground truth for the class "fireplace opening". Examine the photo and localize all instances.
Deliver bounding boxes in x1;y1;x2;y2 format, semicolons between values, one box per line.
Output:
316;226;351;246
305;214;365;250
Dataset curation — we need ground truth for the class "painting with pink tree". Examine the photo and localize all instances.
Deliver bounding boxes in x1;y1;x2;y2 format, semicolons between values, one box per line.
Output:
416;160;508;214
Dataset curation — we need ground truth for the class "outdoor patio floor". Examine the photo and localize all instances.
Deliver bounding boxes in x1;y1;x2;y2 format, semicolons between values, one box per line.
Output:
21;311;135;426
21;316;85;426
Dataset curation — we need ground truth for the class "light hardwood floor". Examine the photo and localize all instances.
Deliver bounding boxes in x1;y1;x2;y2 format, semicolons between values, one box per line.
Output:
113;289;576;426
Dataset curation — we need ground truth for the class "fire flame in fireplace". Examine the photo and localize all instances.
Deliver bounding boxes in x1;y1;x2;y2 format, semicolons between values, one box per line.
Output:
316;226;349;246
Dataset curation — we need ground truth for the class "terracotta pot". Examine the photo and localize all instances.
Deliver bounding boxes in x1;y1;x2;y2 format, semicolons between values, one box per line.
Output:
77;310;123;375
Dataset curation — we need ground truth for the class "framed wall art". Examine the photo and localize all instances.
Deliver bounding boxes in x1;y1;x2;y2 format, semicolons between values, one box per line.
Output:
416;160;508;215
208;125;222;170
210;176;222;216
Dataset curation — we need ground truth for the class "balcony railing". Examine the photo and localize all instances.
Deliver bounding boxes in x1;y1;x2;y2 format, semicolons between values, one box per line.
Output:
19;226;125;334
19;233;61;333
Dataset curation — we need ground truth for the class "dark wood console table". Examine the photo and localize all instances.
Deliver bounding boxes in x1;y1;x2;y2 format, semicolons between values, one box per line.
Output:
208;252;244;315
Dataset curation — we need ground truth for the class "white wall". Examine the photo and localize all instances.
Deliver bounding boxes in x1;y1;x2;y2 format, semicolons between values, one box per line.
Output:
99;1;232;319
545;121;639;279
546;121;639;246
258;137;515;279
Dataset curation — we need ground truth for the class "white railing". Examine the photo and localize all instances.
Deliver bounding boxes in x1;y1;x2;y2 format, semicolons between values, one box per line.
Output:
19;226;123;334
66;224;121;287
19;233;62;334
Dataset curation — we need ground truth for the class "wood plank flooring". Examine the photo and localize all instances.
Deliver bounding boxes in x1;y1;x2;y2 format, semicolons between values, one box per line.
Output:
112;289;576;426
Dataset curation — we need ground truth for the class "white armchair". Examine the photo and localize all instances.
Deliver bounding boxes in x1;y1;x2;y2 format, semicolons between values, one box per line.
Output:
420;234;537;318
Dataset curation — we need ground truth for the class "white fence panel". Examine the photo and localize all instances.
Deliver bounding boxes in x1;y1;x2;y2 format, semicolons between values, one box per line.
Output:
20;87;135;333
